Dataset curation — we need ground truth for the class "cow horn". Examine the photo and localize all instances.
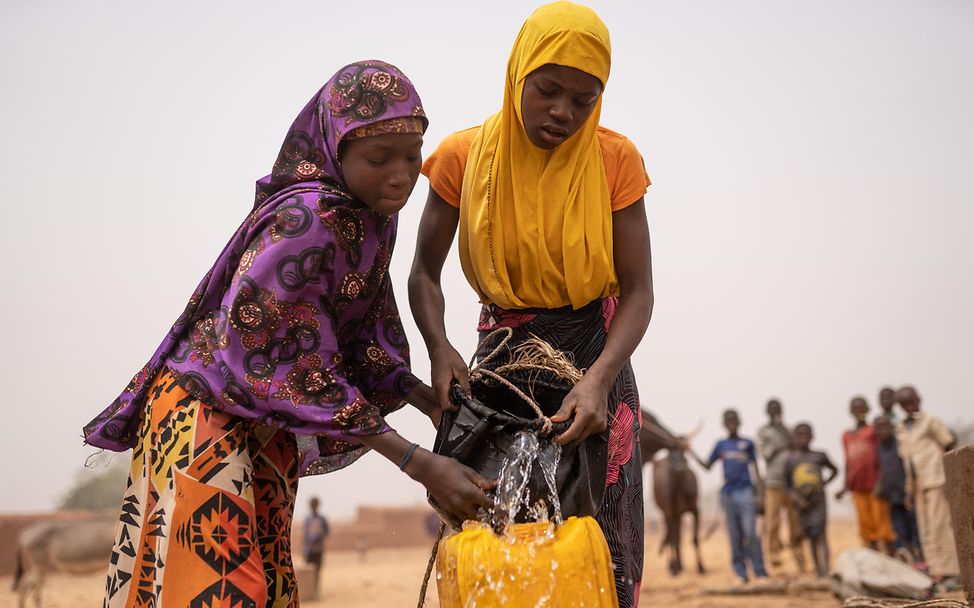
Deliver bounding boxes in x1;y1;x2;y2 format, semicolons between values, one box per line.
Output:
684;419;704;441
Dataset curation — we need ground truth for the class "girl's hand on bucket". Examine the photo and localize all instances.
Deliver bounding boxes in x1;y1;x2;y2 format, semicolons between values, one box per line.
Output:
405;382;443;427
552;374;609;445
405;382;449;427
430;344;470;412
408;450;495;523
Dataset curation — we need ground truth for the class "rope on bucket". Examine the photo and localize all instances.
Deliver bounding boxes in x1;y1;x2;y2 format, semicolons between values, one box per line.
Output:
467;326;586;436
417;521;446;608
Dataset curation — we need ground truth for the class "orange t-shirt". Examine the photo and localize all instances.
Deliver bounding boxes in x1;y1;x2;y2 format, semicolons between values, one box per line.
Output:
421;125;651;211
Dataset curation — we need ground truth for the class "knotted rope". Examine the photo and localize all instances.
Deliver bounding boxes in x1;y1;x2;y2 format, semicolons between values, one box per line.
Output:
467;326;585;436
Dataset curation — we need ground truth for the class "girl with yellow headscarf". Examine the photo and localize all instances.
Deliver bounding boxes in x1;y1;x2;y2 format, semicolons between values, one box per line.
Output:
411;3;655;605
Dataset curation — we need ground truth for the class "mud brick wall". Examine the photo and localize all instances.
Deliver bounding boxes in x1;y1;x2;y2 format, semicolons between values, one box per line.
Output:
943;444;974;604
293;504;439;556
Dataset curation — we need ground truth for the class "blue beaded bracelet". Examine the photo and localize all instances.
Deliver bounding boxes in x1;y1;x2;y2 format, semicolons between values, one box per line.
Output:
399;443;420;472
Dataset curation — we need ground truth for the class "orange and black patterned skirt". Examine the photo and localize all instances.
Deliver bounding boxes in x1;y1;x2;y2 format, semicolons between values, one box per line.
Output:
104;367;300;608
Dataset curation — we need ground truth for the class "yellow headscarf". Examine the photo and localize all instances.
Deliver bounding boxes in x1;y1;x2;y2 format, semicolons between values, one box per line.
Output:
459;1;614;310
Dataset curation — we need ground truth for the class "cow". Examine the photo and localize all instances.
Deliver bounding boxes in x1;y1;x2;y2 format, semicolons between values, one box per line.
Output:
12;518;115;608
639;408;682;463
639;411;706;577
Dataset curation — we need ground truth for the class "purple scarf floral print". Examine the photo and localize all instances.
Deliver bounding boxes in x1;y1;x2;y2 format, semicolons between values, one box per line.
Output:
83;61;427;476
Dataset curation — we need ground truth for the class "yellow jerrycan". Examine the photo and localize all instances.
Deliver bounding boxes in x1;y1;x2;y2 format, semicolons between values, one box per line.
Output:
436;516;618;607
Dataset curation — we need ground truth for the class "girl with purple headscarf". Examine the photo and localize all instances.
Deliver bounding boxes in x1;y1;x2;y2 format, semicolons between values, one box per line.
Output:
84;61;493;607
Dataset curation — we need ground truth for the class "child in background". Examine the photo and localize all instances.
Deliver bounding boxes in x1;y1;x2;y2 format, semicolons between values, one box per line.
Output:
786;422;839;579
896;385;960;585
305;497;330;598
837;396;895;554
691;409;769;584
756;398;806;572
873;415;921;562
878;386;901;427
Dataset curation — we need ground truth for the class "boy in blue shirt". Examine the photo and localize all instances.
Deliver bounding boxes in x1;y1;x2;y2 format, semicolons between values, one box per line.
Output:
691;408;769;583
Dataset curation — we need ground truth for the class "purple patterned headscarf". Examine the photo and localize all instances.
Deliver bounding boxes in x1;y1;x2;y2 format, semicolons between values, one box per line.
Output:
256;61;427;203
84;61;427;476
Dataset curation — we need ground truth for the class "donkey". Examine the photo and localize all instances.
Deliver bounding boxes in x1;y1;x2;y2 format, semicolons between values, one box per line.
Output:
12;518;114;608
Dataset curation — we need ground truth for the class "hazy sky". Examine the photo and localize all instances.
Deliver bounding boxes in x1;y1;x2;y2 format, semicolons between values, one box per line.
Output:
1;0;971;522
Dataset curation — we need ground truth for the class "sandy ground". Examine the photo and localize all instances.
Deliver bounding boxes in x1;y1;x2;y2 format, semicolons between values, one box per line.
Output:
0;519;964;607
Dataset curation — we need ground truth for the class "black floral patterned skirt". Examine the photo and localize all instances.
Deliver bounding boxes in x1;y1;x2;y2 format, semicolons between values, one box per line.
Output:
475;297;645;608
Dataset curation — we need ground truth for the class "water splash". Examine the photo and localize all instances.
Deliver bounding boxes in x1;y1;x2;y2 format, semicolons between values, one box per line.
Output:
492;431;539;529
463;430;570;606
490;429;565;530
537;440;563;524
526;499;549;523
